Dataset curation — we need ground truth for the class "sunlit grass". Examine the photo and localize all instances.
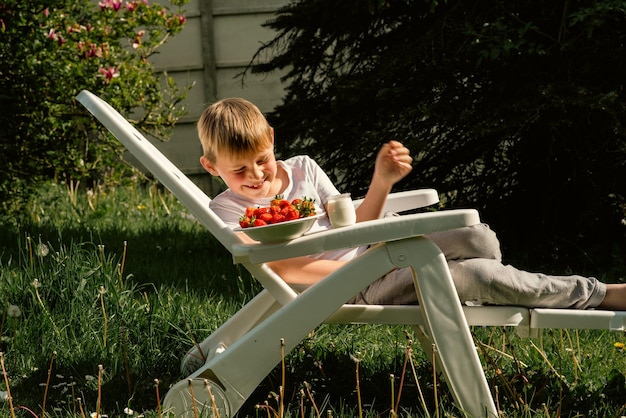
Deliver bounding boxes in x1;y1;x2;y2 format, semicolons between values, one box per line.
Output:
1;181;626;417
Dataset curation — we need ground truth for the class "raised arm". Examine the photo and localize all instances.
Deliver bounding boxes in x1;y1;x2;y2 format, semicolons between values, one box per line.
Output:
355;140;413;222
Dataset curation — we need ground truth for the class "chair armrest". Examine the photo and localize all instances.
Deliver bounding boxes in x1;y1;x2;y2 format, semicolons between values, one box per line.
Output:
232;208;480;264
353;188;439;213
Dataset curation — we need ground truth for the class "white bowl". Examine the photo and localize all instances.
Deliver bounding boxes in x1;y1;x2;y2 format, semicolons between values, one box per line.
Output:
234;215;321;243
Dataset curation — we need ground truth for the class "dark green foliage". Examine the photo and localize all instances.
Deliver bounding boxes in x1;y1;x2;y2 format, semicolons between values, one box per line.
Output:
0;0;189;214
248;0;626;273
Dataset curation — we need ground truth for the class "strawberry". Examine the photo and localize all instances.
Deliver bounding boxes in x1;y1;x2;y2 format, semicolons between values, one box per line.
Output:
259;212;274;224
293;197;316;217
281;206;300;220
253;218;268;227
271;213;286;224
244;207;256;218
254;207;270;218
270;194;285;207
238;216;252;228
269;205;281;214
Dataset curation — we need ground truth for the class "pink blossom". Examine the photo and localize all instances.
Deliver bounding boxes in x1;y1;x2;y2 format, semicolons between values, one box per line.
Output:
46;28;58;41
43;8;49;17
125;1;137;11
98;66;120;84
87;43;103;58
99;0;123;11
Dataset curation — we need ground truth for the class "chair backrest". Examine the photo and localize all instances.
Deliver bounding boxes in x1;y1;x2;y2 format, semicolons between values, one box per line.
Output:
76;90;240;250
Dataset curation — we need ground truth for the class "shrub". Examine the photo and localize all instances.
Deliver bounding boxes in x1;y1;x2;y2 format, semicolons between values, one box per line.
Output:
0;0;190;213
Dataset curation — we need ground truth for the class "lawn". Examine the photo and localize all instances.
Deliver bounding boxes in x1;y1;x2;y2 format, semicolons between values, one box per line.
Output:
1;181;626;417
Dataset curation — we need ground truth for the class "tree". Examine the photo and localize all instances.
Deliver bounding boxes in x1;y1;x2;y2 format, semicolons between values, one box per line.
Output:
248;0;626;273
0;0;189;212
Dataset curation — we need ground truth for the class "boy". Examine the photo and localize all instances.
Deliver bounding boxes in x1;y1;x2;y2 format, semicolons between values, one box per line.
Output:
198;97;626;310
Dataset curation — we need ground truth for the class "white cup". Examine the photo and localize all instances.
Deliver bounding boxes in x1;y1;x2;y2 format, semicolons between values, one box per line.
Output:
327;193;356;228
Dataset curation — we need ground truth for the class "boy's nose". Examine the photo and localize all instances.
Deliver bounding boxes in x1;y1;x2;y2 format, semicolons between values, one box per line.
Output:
249;165;263;180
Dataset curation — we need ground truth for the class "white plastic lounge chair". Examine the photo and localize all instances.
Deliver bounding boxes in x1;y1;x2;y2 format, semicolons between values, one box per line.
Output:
76;90;626;418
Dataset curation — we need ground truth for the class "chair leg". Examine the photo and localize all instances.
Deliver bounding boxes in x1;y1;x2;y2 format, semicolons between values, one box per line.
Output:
399;241;498;418
180;290;282;375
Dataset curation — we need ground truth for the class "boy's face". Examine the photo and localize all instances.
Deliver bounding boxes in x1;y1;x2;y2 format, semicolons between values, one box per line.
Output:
201;146;281;200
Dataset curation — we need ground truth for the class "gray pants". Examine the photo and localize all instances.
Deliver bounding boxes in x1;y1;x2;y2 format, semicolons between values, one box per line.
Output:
349;224;606;308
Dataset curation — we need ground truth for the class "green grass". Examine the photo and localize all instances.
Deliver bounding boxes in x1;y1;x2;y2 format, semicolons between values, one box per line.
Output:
1;181;626;417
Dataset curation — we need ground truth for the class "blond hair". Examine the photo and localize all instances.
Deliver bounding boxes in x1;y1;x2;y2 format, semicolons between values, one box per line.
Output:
197;98;273;163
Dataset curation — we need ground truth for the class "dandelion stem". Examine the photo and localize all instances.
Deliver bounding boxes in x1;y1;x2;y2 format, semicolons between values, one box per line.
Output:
204;380;221;418
188;379;200;418
27;235;33;269
119;240;128;288
0;352;16;418
390;374;396;418
355;356;362;418
304;381;320;418
408;346;430;417
432;344;439;418
155;379;162;418
0;306;6;342
564;329;581;383
33;282;61;338
41;351;57;418
529;340;566;382
78;397;86;418
280;338;285;418
100;286;107;348
98;244;105;266
97;364;103;417
158;189;171;215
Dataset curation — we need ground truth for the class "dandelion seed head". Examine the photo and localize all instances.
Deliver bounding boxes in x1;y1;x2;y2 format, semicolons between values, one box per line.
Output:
32;279;41;288
36;243;49;257
7;304;21;318
99;286;107;295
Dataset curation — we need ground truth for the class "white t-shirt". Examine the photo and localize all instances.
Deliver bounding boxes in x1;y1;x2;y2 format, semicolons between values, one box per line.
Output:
210;155;365;261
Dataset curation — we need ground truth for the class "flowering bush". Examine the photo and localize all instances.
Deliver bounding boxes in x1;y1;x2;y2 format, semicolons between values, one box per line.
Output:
0;0;189;212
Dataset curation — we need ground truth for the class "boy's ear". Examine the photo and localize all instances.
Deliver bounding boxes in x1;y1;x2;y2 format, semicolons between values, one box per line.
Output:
200;156;220;176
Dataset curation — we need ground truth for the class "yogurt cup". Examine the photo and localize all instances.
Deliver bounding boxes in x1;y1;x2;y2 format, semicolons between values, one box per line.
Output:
327;193;356;228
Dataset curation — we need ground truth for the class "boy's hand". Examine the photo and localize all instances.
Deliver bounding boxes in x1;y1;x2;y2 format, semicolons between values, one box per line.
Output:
373;140;413;187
